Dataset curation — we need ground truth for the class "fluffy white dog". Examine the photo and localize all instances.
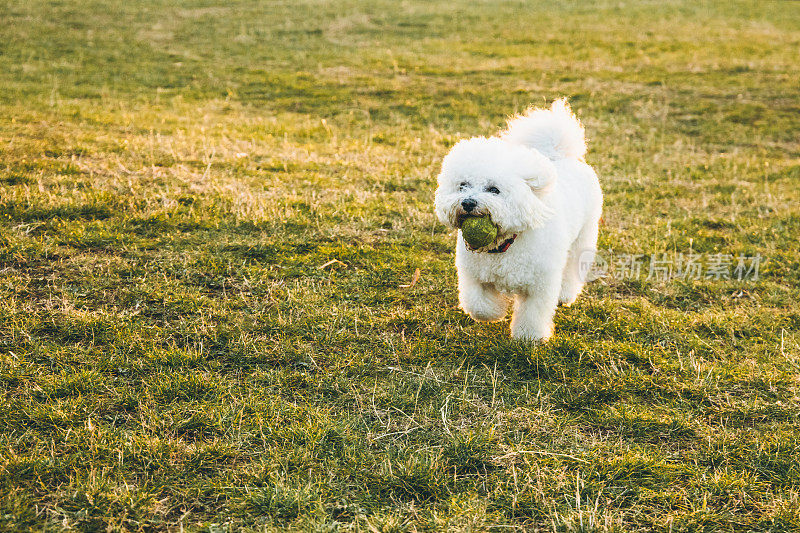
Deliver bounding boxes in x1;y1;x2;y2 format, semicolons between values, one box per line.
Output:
434;99;603;342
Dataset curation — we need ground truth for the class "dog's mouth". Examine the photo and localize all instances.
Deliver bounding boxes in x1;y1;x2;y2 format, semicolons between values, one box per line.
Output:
454;210;517;253
455;211;485;229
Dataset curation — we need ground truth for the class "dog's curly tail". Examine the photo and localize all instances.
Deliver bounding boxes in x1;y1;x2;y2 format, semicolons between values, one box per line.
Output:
501;98;586;161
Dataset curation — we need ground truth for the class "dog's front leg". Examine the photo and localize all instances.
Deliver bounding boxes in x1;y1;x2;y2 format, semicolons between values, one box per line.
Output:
510;278;560;342
458;273;509;322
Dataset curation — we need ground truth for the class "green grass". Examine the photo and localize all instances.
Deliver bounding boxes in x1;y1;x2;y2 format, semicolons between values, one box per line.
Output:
1;0;799;530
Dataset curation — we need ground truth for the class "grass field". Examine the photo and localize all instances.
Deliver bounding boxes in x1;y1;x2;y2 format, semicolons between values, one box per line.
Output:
2;0;800;531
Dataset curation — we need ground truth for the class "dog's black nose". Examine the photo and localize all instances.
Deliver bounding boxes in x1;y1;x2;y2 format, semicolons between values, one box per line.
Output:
461;198;478;212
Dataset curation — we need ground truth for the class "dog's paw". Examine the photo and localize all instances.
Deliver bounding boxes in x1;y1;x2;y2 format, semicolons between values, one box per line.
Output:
459;285;509;322
462;302;508;322
558;286;582;307
510;321;553;343
512;334;551;346
558;296;577;307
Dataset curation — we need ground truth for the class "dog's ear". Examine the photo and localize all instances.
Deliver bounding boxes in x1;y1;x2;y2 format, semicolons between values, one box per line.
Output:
524;191;555;228
516;148;557;227
521;151;557;197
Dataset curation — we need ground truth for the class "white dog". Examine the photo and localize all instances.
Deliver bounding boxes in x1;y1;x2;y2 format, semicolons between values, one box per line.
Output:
434;99;603;342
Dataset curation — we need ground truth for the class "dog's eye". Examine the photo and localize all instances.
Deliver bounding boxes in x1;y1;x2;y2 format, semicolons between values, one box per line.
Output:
485;186;500;195
458;182;469;191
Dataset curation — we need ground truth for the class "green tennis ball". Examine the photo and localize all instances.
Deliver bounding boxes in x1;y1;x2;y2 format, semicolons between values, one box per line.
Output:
461;216;498;249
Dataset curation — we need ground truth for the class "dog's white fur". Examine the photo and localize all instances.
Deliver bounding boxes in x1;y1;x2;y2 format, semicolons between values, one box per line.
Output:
434;99;603;342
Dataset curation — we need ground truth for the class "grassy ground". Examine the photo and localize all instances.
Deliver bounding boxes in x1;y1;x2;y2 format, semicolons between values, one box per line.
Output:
1;0;800;531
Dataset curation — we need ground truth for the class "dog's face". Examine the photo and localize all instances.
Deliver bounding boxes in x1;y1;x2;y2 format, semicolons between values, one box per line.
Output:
434;137;557;247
